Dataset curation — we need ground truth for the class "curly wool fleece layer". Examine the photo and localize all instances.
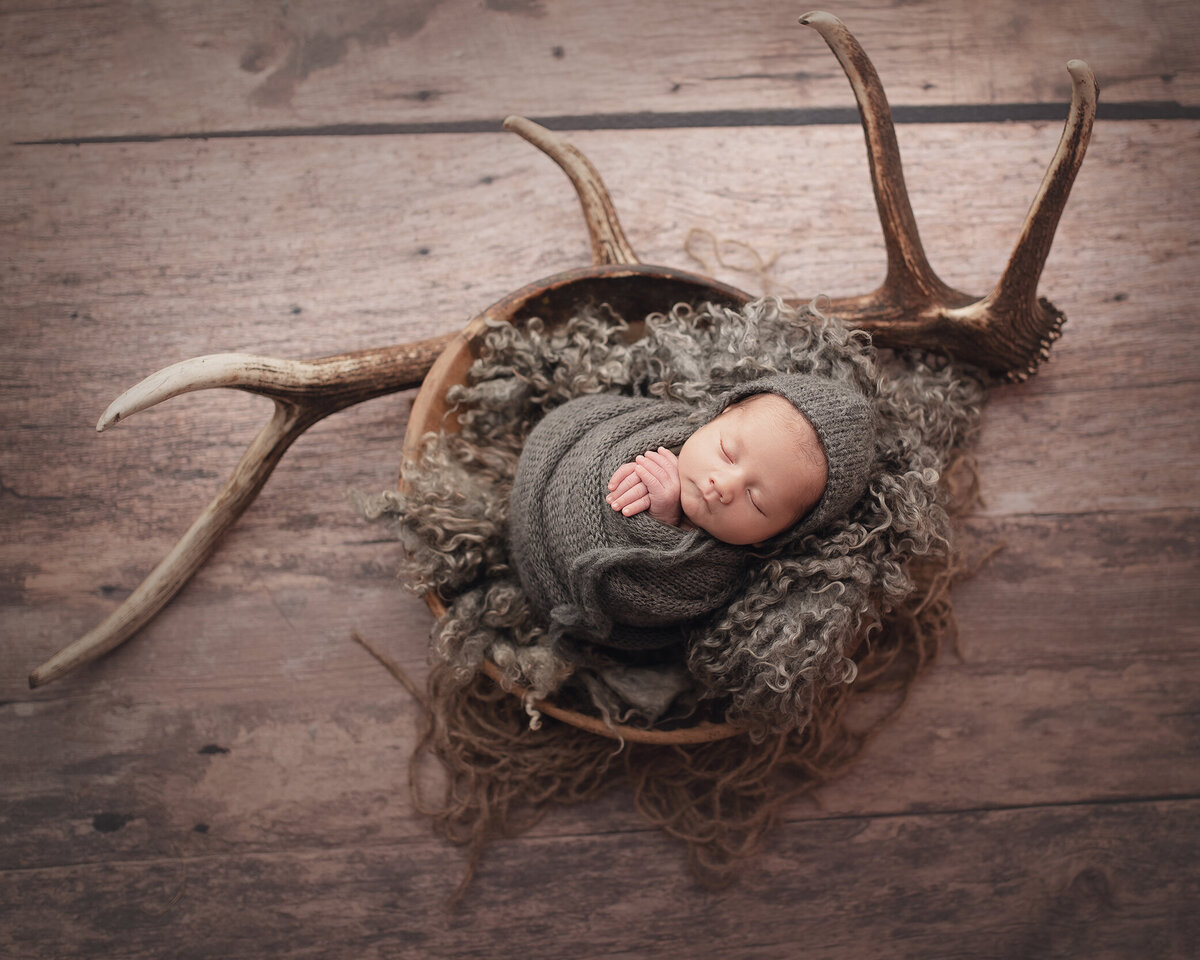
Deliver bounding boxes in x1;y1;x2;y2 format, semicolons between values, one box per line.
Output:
382;298;986;736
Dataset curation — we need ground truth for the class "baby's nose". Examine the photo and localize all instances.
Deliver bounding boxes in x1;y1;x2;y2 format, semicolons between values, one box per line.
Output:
710;472;737;504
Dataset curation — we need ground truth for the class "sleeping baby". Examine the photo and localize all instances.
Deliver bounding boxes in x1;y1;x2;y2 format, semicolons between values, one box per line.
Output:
507;373;876;653
606;391;828;546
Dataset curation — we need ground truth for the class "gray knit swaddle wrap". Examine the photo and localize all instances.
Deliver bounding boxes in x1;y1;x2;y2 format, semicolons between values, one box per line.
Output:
508;393;743;651
507;373;877;652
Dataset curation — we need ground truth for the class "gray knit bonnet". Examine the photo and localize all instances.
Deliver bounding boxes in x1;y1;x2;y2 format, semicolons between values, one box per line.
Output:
714;373;877;539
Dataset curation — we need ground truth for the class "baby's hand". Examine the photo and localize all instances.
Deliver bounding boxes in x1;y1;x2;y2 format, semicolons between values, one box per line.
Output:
606;447;683;527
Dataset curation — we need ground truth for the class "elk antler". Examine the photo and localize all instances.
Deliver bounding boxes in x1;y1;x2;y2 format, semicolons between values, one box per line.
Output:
28;341;447;688
30;13;1097;688
796;11;1097;380
502;115;640;267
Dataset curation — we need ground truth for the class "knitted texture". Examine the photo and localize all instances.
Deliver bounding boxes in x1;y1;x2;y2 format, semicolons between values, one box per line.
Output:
508;393;743;651
507;373;878;653
719;374;877;539
380;296;987;734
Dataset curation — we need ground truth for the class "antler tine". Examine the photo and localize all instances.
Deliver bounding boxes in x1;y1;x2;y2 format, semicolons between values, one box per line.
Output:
798;12;1098;380
798;11;954;306
974;59;1098;378
503;115;640;267
29;337;450;688
29;401;313;689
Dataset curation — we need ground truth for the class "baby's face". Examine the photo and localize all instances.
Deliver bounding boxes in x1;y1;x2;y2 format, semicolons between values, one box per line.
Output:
677;393;827;545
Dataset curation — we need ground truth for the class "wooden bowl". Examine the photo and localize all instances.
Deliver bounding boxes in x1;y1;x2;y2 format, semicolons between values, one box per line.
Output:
401;262;750;744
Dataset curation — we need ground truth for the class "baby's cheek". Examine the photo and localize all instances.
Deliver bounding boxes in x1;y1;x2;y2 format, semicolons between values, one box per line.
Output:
678;488;701;524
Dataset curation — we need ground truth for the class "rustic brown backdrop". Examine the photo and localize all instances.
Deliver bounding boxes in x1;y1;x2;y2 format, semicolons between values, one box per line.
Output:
2;1;1197;957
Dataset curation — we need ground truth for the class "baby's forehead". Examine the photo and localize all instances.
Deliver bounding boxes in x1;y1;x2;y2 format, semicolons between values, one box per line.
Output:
721;392;825;458
722;391;807;426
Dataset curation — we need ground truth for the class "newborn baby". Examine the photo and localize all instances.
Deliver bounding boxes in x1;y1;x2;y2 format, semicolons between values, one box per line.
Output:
507;373;876;652
606;392;828;546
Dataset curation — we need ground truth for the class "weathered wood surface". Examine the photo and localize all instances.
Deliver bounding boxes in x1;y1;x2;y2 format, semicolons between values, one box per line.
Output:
5;510;1196;871
2;801;1196;960
3;0;1197;144
2;1;1199;957
4;119;1197;373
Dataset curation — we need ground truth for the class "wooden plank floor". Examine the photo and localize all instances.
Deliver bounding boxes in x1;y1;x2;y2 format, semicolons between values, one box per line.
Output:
2;1;1198;957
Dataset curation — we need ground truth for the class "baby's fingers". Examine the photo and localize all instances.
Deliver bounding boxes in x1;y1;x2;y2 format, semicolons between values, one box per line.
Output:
608;461;638;491
633;461;669;497
606;469;642;503
635;449;678;490
608;479;650;514
616;492;651;516
644;447;679;480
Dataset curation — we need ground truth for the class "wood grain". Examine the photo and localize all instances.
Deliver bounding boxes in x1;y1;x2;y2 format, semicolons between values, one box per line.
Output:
2;0;1198;955
3;0;1196;144
0;800;1194;959
5;509;1196;871
3;119;1196;366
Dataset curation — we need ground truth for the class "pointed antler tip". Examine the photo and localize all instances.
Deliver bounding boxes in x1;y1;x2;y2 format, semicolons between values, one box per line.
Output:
1066;59;1098;94
503;115;555;145
798;11;839;28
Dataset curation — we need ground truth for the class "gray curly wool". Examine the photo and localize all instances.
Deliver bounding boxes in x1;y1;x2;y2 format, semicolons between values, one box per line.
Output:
378;296;986;736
